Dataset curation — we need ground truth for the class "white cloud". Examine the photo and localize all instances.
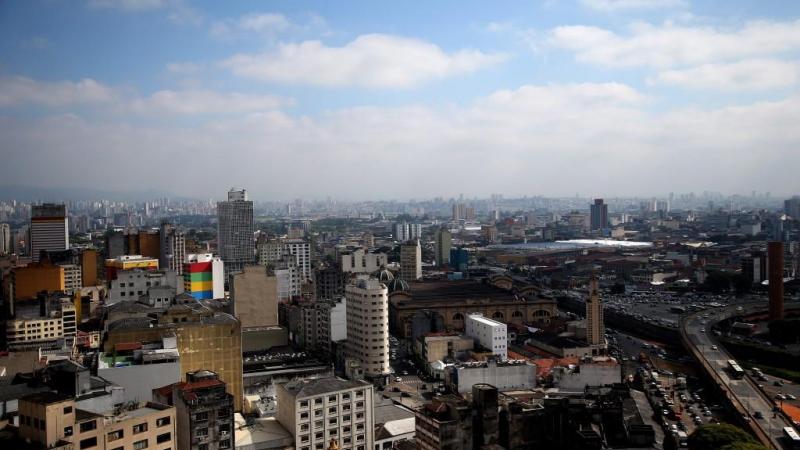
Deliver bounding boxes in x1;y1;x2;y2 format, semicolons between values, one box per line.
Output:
550;20;800;68
129;90;289;115
580;0;687;12
0;77;117;107
87;0;166;12
3;80;798;199
166;62;202;74
221;34;508;88
0;77;288;115
649;59;800;90
211;12;314;39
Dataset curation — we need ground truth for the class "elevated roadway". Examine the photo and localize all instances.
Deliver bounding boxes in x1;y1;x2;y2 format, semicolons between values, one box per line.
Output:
681;302;800;449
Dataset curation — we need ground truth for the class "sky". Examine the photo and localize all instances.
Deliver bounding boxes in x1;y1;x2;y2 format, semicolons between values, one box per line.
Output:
1;0;800;201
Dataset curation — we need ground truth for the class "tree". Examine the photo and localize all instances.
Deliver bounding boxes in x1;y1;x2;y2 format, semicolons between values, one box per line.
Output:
719;442;769;450
688;424;757;450
768;319;800;344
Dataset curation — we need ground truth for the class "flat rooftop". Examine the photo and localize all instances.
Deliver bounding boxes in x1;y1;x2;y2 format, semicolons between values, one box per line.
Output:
391;279;518;304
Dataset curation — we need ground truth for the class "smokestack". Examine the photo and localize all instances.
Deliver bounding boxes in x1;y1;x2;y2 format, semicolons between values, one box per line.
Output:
768;241;784;321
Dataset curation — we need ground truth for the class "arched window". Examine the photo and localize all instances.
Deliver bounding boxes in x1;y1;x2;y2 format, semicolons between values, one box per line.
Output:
511;311;524;318
492;311;504;320
453;313;464;321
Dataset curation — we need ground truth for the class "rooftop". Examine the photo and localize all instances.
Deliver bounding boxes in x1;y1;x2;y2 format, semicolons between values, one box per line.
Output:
280;377;370;399
390;279;518;305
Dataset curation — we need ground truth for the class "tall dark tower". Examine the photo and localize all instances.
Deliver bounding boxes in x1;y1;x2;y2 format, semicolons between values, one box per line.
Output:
768;241;784;321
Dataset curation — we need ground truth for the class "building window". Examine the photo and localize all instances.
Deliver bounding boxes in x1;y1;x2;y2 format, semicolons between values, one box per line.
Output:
328;395;337;402
300;400;309;408
220;439;231;449
196;427;208;436
107;430;124;441
328;407;336;414
194;412;208;421
156;416;171;427
64;406;73;414
64;426;73;437
133;440;148;450
79;420;97;432
198;445;208;450
314;398;323;405
156;432;171;444
80;437;98;449
133;423;148;434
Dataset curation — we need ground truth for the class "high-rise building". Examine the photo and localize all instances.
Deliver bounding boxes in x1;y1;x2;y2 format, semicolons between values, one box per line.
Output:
768;241;785;321
345;276;390;377
154;370;235;450
230;265;278;329
30;203;68;262
449;247;469;272
160;222;186;275
258;238;311;281
393;222;409;242
590;199;608;231
340;248;388;274
81;248;98;287
275;377;375;450
217;188;254;279
400;240;422;281
0;222;11;255
586;276;605;349
434;228;453;266
183;253;224;300
784;196;800;219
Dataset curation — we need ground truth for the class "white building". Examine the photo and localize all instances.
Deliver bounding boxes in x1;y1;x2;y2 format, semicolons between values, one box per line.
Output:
340;248;388;274
393;222;421;242
465;313;507;360
551;359;622;392
275;262;301;301
276;377;375;450
400;240;422;281
259;238;311;281
445;359;536;394
345;276;390;378
107;269;183;304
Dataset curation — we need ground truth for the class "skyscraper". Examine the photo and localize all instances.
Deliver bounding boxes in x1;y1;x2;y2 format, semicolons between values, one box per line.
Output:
0;223;11;255
586;275;604;348
159;222;186;275
589;198;608;231
434;227;452;266
345;276;390;377
217;188;254;279
30;203;69;262
400;240;422;280
785;196;800;219
768;241;785;321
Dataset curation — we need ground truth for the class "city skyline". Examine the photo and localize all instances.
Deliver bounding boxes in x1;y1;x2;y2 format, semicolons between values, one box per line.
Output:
1;1;799;199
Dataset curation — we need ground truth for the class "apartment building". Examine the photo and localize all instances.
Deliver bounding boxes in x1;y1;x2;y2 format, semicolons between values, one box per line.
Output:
276;377;374;450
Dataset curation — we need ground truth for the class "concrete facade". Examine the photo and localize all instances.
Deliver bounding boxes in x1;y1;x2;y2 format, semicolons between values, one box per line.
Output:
230;265;279;329
465;313;507;361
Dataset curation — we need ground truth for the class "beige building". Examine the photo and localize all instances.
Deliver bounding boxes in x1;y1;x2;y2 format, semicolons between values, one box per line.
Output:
399;241;421;281
586;276;604;348
416;334;473;364
17;391;175;450
433;228;451;267
6;296;76;351
104;304;243;411
345;277;390;378
230;265;279;329
276;377;374;450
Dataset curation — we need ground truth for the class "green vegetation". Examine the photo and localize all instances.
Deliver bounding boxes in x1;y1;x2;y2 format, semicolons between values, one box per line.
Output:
688;424;764;450
742;360;800;384
768;319;800;344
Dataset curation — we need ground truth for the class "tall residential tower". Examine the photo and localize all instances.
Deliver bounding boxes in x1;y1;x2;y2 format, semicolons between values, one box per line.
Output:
30;203;68;262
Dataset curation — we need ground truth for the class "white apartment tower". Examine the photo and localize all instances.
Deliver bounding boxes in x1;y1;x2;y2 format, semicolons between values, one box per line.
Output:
400;240;422;281
259;238;311;281
465;313;507;360
586;275;605;347
217;188;254;278
30;203;69;262
159;222;186;275
345;276;390;378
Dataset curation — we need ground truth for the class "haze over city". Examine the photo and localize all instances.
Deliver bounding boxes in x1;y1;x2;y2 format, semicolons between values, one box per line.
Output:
2;0;800;200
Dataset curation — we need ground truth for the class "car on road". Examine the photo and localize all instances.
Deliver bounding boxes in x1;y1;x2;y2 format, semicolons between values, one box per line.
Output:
776;394;787;401
788;394;797;400
710;345;718;350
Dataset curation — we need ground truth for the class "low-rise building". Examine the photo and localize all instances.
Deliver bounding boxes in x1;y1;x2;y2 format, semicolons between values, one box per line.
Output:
98;335;181;403
16;391;176;450
107;269;183;304
465;313;507;360
444;359;536;394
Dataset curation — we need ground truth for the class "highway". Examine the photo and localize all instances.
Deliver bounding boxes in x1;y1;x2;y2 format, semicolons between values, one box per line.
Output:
681;302;797;449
